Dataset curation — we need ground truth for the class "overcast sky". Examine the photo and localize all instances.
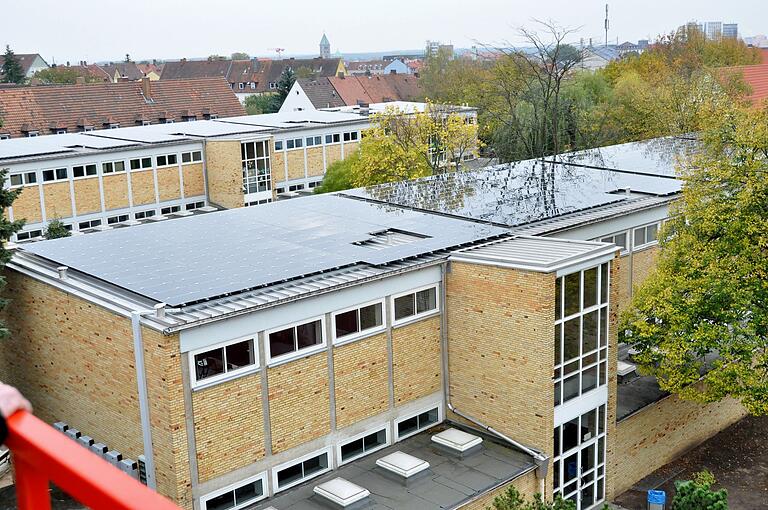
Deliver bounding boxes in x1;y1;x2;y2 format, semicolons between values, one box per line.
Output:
3;0;763;64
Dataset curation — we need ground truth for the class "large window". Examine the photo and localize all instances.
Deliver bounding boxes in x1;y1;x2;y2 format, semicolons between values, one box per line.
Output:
393;286;438;324
333;300;384;343
273;449;330;492
554;264;609;406
201;472;267;510
338;426;389;464
553;405;607;509
191;338;257;387
241;140;271;195
267;318;324;363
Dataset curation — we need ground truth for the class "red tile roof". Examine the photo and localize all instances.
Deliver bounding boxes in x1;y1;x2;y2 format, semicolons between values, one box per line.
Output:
0;53;48;78
327;74;423;106
722;64;768;106
0;77;245;138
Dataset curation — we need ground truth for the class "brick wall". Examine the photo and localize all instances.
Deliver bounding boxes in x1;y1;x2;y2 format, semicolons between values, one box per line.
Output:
608;393;746;498
11;186;42;223
192;373;265;483
182;164;205;198
42;182;72;218
306;147;325;177
459;469;539;509
73;178;101;215
631;246;659;288
343;141;359;156
333;333;389;429
285;150;305;181
157;167;181;202
271;151;286;183
130;170;156;206
267;352;330;453
392;315;442;406
205;140;243;209
103;174;130;211
325;144;342;167
446;262;555;457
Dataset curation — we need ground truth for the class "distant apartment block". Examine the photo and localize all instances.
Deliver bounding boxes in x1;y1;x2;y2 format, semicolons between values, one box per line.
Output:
680;21;738;40
280;74;422;112
426;40;454;58
0;137;747;510
722;23;739;39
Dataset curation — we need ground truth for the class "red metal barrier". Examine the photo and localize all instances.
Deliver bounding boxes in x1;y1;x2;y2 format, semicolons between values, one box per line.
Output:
5;410;181;510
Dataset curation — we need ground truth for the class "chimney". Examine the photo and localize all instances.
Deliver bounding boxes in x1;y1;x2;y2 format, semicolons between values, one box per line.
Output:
75;76;85;85
141;76;152;100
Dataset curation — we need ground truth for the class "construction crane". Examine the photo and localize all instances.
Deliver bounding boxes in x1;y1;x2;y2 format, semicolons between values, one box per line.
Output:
268;48;285;58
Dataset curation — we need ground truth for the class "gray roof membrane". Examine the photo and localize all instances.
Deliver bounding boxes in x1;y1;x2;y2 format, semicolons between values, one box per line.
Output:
22;194;507;307
254;423;534;510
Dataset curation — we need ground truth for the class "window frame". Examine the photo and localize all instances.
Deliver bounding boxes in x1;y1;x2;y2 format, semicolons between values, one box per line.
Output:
331;299;386;345
129;157;153;171
271;447;332;493
337;424;390;466
274;140;283;151
391;284;440;327
9;171;37;188
72;164;98;179
188;336;260;389
265;316;327;366
595;231;629;254
156;153;178;168
102;160;126;174
395;403;442;441
632;221;661;251
200;471;268;510
42;167;68;183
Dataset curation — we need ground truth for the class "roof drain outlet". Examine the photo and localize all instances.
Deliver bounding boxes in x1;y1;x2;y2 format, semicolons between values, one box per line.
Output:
57;266;68;280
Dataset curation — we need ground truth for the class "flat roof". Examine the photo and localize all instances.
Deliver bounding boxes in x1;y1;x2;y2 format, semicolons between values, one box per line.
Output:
20;194;507;307
254;423;534;510
342;159;680;228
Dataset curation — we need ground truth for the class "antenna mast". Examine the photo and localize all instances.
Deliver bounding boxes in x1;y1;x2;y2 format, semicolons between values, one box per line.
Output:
604;4;610;47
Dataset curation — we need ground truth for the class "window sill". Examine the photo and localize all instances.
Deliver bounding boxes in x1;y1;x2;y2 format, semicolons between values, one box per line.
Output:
190;365;261;392
266;344;327;368
392;310;440;329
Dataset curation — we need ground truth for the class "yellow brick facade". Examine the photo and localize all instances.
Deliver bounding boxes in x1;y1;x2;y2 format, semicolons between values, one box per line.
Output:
392;315;442;406
333;333;389;429
285;149;305;181
271;151;285;182
102;173;130;211
42;181;73;218
631;246;659;288
205;140;243;209
459;469;539;509
267;352;330;453
130;170;156;206
325;144;342;167
157;167;181;202
182;163;205;198
342;141;359;156
11;186;42;223
192;373;265;483
72;178;102;215
306;147;325;177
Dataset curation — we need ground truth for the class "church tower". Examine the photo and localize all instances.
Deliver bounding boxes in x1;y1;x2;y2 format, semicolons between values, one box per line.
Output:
320;33;331;59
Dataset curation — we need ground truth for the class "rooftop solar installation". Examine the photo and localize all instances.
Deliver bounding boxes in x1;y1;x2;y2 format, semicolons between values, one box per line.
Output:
552;136;700;177
0;133;138;161
343;159;680;227
22;194;506;306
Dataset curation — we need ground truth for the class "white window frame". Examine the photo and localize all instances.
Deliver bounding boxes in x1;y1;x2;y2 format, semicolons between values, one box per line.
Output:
337;423;390;466
188;336;260;389
331;299;386;346
200;471;268;510
129;157;153;172
391;284;440;327
265;316;327;366
181;150;203;164
107;214;129;225
594;230;629;255
632;221;660;251
41;167;68;183
274;140;284;151
156;153;178;168
9;171;37;188
102;160;126;174
72;163;98;180
271;447;332;493
395;403;443;441
161;205;181;215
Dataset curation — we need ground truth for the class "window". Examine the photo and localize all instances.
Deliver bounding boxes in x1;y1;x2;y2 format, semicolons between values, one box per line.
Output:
42;168;68;182
102;161;126;174
27;131;39;138
343;131;359;142
633;222;660;250
250;82;256;90
191;338;257;387
305;135;321;147
338;427;389;464
554;264;610;407
107;214;129;225
108;123;120;129
245;198;272;206
9;172;36;187
273;449;330;492
597;231;628;253
55;129;66;135
161;205;181;215
181;151;203;164
78;219;102;230
134;209;156;220
325;133;341;144
238;83;245;90
396;406;440;440
16;229;43;241
274;140;283;151
0;134;10;140
185;201;205;210
129;157;152;171
285;138;303;150
156;154;178;167
333;301;384;343
288;184;304;192
267;317;324;363
200;472;267;510
241;140;271;195
72;164;97;178
393;286;438;324
308;180;321;189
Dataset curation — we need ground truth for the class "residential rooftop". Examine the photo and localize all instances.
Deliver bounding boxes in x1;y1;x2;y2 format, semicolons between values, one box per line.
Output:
253;423;535;510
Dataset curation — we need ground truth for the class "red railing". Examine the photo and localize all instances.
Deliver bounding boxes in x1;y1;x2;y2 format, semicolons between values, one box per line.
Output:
6;410;181;510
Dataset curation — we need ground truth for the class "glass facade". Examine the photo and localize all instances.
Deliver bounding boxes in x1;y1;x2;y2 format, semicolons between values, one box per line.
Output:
241;140;271;195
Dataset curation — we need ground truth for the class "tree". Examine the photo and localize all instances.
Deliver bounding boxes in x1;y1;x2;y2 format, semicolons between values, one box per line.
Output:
672;471;728;510
231;52;250;60
272;67;296;110
44;218;71;240
0;168;24;339
314;152;359;193
620;104;768;415
1;45;25;84
33;67;101;85
489;485;575;510
243;94;279;115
